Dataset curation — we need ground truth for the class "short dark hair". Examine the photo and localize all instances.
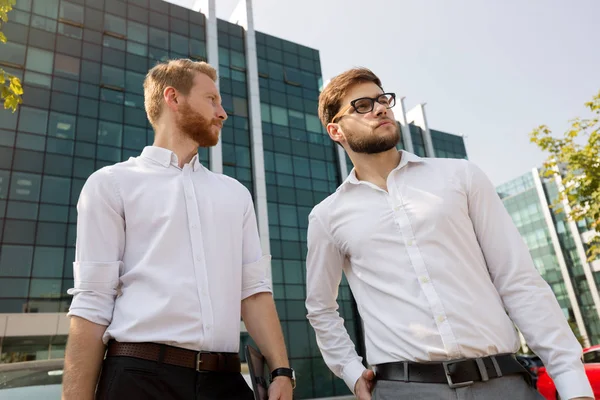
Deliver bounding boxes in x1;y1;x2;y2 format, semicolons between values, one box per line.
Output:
318;67;383;127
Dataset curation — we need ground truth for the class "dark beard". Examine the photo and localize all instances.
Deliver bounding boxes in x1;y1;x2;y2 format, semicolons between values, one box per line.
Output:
176;101;221;147
344;122;400;154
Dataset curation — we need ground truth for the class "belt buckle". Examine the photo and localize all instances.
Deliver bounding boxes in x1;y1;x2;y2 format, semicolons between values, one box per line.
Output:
442;360;474;389
196;352;204;371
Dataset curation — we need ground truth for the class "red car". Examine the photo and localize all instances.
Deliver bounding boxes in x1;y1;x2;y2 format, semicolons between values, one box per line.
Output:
537;345;600;399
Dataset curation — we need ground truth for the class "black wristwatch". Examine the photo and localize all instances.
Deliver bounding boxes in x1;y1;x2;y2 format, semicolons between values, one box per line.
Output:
270;367;296;389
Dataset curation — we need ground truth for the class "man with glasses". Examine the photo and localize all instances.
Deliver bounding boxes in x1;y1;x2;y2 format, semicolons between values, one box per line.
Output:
305;67;592;400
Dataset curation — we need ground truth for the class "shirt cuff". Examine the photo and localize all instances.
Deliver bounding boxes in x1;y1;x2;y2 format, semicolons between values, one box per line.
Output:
241;255;272;300
554;368;593;399
342;359;367;394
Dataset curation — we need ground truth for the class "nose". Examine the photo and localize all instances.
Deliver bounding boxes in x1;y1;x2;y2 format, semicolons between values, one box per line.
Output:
373;101;388;117
216;103;228;121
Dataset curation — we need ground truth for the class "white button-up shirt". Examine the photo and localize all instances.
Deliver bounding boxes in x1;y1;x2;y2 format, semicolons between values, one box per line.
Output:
305;150;592;399
67;146;271;353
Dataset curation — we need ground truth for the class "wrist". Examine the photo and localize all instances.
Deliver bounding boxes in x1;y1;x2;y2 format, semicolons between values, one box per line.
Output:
270;367;296;389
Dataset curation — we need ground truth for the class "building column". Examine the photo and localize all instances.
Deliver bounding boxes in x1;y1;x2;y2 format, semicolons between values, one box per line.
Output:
199;0;222;174
337;146;349;180
553;169;600;325
229;0;271;261
532;169;590;347
396;97;414;153
405;103;435;157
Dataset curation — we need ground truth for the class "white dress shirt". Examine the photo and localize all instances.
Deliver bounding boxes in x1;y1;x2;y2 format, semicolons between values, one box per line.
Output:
305;150;592;399
67;146;272;353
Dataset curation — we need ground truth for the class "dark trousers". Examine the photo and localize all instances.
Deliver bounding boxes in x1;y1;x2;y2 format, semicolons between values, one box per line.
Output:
95;356;254;400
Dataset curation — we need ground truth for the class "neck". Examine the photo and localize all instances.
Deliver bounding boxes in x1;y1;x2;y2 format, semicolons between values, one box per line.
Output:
152;121;198;168
348;148;401;191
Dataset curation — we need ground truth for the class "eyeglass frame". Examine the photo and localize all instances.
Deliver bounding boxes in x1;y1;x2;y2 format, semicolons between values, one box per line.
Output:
331;92;397;123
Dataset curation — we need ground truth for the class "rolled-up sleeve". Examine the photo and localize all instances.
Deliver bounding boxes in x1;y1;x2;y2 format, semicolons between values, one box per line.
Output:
465;161;593;399
241;189;272;299
67;166;125;326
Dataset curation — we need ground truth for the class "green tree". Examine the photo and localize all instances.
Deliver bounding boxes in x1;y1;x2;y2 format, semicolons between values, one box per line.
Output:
530;91;600;261
1;0;23;112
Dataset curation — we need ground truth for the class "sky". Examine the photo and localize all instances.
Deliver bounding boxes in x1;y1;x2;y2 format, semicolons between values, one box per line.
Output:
166;0;600;185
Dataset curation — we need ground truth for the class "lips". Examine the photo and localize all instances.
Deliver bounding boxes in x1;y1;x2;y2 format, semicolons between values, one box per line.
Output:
377;120;394;128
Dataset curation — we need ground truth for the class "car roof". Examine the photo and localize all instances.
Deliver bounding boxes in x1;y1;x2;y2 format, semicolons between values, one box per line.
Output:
0;359;64;372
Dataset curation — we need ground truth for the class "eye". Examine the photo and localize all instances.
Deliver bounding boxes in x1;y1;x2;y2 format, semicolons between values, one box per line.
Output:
354;98;372;113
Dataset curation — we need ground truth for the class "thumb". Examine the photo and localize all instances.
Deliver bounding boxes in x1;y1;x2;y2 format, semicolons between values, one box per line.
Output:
362;369;375;380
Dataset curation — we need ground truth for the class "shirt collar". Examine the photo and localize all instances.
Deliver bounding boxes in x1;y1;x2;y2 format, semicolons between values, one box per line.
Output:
340;150;425;188
140;146;203;171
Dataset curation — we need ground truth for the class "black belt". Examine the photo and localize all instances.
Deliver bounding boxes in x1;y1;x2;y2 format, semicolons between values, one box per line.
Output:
374;354;528;388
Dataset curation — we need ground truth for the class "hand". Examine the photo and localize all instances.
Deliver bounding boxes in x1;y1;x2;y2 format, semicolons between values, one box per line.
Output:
354;369;376;400
268;376;293;400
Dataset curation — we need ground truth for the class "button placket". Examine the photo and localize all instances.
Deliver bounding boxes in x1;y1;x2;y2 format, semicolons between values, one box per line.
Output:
390;174;460;358
182;166;214;347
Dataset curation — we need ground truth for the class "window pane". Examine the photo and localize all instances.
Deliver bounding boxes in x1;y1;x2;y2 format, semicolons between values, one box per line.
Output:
271;106;288;126
32;0;58;18
54;54;80;79
0;278;30;298
128;21;148;44
30;279;63;298
233;97;248;117
190;40;205;58
41;175;71;205
10;172;42;202
60;1;83;23
26;47;54;74
123;125;146;150
24;71;51;88
105;14;126;36
18;107;48;135
48;112;76;140
32;247;65;278
0;42;26;65
3;220;37;245
103;35;126;51
31;15;57;33
170;33;188;55
58;22;82;39
125;71;145;94
0;108;18;130
127;41;147;57
6;200;39;220
101;65;125;88
149;28;168;49
0;245;34;277
0;170;9;199
98;121;122;146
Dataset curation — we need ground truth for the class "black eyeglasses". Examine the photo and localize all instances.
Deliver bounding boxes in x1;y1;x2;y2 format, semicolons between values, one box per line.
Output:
332;93;396;123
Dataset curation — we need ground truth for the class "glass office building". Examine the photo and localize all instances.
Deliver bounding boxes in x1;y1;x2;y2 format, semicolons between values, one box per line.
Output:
0;0;468;397
497;169;600;348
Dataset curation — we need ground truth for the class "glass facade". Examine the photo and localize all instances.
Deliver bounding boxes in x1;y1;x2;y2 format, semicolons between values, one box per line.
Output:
0;0;208;318
497;171;600;345
255;30;360;398
409;123;427;157
430;128;467;159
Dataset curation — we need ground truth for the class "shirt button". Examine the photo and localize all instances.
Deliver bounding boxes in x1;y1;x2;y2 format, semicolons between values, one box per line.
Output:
407;240;414;246
420;276;429;284
393;205;401;211
196;255;202;261
437;315;446;323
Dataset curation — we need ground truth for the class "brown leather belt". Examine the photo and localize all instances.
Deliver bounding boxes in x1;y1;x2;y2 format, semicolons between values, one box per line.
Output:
106;341;241;373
